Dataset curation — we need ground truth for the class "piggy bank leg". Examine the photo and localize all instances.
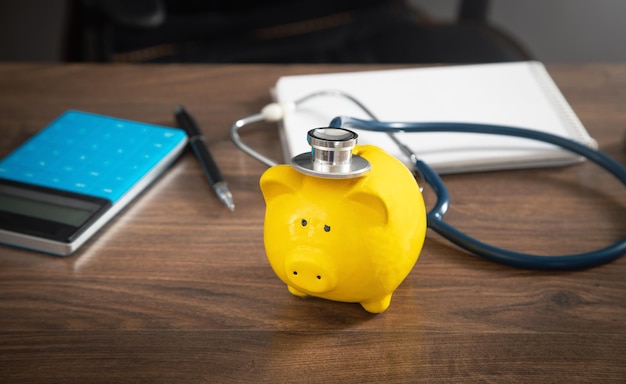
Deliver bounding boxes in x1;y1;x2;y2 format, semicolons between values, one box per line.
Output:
360;294;393;313
287;285;308;298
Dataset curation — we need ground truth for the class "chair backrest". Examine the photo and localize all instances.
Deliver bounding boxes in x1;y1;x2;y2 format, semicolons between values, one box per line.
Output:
65;0;532;63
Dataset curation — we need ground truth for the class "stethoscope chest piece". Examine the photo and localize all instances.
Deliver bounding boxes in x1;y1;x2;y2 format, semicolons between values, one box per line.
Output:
291;127;371;179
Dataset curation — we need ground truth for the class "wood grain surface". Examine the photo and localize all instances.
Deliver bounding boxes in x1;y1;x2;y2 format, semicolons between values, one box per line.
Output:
0;63;625;383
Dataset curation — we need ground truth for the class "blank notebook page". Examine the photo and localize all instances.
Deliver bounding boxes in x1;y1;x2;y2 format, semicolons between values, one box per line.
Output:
274;61;596;174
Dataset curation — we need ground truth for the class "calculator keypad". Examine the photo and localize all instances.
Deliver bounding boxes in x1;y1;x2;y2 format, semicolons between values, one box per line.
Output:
0;111;187;203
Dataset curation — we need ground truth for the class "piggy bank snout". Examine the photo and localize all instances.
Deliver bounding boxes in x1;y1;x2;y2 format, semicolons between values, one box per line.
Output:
285;253;338;294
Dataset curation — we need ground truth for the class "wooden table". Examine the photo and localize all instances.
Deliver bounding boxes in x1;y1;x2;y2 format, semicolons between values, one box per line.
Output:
0;63;624;383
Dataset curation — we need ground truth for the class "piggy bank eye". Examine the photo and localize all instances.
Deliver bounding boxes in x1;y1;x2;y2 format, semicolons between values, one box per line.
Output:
301;219;308;227
324;225;331;232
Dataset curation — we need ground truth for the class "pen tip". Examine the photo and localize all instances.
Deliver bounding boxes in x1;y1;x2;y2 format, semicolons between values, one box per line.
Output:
217;189;235;212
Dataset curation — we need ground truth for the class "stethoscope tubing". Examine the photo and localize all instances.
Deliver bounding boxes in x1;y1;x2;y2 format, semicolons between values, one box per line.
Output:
330;116;626;270
230;91;626;270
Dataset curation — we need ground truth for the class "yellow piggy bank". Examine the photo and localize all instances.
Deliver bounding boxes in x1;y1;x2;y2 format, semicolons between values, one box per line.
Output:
260;144;427;313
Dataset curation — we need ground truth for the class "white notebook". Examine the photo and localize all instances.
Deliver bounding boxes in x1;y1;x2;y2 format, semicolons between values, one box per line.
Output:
274;61;596;174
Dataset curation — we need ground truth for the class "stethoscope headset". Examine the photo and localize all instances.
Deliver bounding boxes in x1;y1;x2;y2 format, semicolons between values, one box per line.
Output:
230;90;626;270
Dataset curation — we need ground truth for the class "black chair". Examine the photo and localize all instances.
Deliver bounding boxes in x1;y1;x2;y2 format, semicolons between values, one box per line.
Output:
64;0;532;63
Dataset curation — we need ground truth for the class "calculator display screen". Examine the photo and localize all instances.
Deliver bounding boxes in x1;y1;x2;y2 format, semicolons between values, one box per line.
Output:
0;180;111;243
0;192;94;227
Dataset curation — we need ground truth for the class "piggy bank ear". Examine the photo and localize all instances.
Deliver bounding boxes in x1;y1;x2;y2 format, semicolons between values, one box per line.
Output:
260;165;303;203
345;189;389;225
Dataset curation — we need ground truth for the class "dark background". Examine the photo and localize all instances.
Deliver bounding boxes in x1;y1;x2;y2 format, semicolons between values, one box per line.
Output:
1;0;625;63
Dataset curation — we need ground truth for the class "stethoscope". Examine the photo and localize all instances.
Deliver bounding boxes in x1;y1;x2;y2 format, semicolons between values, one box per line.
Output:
230;90;626;270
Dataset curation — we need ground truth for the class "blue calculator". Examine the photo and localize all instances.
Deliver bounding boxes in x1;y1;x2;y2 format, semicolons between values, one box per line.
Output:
0;110;188;256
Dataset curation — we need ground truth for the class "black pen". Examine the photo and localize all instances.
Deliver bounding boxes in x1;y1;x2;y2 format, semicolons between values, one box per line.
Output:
175;106;235;211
